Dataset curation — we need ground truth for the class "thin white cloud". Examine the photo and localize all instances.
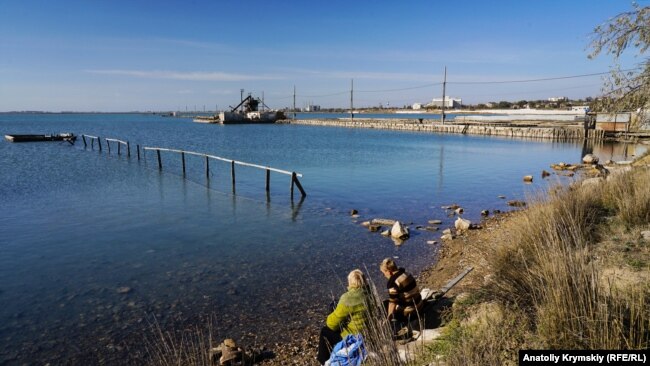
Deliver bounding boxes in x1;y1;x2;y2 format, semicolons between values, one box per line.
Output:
85;69;283;81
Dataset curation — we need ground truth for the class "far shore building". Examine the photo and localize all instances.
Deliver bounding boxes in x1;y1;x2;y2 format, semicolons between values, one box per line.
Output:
548;96;568;102
427;96;462;109
412;103;423;110
303;104;321;112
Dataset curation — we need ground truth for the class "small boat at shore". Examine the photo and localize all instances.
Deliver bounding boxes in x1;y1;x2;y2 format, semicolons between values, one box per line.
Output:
5;133;77;143
193;95;285;124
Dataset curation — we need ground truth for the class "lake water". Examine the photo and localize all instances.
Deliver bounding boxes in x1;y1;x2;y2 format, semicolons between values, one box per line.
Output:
0;113;644;364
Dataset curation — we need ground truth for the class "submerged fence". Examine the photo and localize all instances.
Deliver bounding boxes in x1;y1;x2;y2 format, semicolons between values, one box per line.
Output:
80;134;306;198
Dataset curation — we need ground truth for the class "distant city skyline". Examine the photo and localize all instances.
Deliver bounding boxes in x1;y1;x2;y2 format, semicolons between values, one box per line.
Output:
0;0;645;112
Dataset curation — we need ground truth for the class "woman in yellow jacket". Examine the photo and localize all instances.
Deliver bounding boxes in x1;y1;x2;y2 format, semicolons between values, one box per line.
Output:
316;269;368;365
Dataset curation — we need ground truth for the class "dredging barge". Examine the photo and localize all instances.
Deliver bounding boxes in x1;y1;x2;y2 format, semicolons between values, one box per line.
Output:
194;94;284;124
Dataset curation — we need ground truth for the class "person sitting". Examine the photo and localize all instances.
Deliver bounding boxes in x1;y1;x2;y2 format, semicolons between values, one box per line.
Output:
316;269;368;365
379;258;423;325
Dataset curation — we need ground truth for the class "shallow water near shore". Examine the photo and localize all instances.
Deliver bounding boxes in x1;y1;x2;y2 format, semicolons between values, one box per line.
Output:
0;113;644;364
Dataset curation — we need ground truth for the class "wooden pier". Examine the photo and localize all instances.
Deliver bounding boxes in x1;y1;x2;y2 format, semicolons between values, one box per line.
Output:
80;134;305;198
143;147;306;198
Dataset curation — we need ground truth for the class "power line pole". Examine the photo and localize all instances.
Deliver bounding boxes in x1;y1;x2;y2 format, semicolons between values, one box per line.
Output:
350;78;354;120
293;85;296;120
441;66;447;124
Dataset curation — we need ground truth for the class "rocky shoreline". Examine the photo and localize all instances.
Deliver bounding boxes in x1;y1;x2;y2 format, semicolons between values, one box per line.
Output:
253;148;650;366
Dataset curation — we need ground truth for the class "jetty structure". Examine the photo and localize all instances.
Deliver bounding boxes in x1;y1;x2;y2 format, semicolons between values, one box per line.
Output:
194;94;285;124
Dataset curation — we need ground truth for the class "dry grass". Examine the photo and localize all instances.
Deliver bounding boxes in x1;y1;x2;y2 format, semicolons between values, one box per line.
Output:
144;317;216;366
428;167;650;364
359;273;405;366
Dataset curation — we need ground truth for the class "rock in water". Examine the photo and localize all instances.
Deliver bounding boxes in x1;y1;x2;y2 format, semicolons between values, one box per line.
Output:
368;224;381;232
454;207;464;215
541;170;551;178
117;287;132;294
390;221;409;239
455;217;471;232
350;209;358;216
428;219;442;225
481;210;489;216
523;175;533;183
380;230;390;237
372;218;397;226
582;154;599;164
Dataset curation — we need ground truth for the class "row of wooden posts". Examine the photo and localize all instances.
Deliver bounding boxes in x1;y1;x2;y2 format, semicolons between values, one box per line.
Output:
80;134;306;198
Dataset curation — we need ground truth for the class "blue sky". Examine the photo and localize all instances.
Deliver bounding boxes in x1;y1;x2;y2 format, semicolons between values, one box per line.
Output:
0;0;646;111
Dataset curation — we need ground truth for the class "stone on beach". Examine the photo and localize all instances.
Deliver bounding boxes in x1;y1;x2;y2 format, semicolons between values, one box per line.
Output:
455;217;472;233
582;154;599;164
391;221;410;239
640;231;650;242
441;233;455;241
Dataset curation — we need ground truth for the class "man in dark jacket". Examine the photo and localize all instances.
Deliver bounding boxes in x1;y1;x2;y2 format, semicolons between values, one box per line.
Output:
380;258;423;322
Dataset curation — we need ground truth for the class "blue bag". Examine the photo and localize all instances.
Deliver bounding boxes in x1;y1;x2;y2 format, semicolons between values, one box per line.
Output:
327;334;367;366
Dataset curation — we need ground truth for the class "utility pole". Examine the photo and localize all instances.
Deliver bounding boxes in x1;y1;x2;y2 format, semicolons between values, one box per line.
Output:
350;79;354;120
441;66;447;124
293;85;296;119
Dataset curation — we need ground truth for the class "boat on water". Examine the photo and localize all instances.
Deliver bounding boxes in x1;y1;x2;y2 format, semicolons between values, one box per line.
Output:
193;95;285;124
5;133;77;143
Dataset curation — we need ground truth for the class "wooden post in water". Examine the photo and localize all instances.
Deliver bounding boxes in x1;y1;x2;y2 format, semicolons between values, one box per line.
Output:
156;149;162;170
127;141;131;157
181;152;186;176
231;161;235;187
265;168;270;192
117;141;121;155
293;173;306;197
91;137;95;149
107;139;111;153
82;135;87;148
290;172;295;198
205;156;210;179
137;144;140;160
97;137;102;151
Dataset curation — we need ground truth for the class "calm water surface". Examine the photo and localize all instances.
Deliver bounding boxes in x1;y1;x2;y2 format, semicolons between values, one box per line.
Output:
0;114;644;364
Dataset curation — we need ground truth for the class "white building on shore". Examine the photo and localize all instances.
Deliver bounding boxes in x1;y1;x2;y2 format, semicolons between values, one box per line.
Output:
427;96;462;108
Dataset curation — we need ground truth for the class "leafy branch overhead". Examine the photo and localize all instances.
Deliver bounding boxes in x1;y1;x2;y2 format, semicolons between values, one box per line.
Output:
589;3;650;115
